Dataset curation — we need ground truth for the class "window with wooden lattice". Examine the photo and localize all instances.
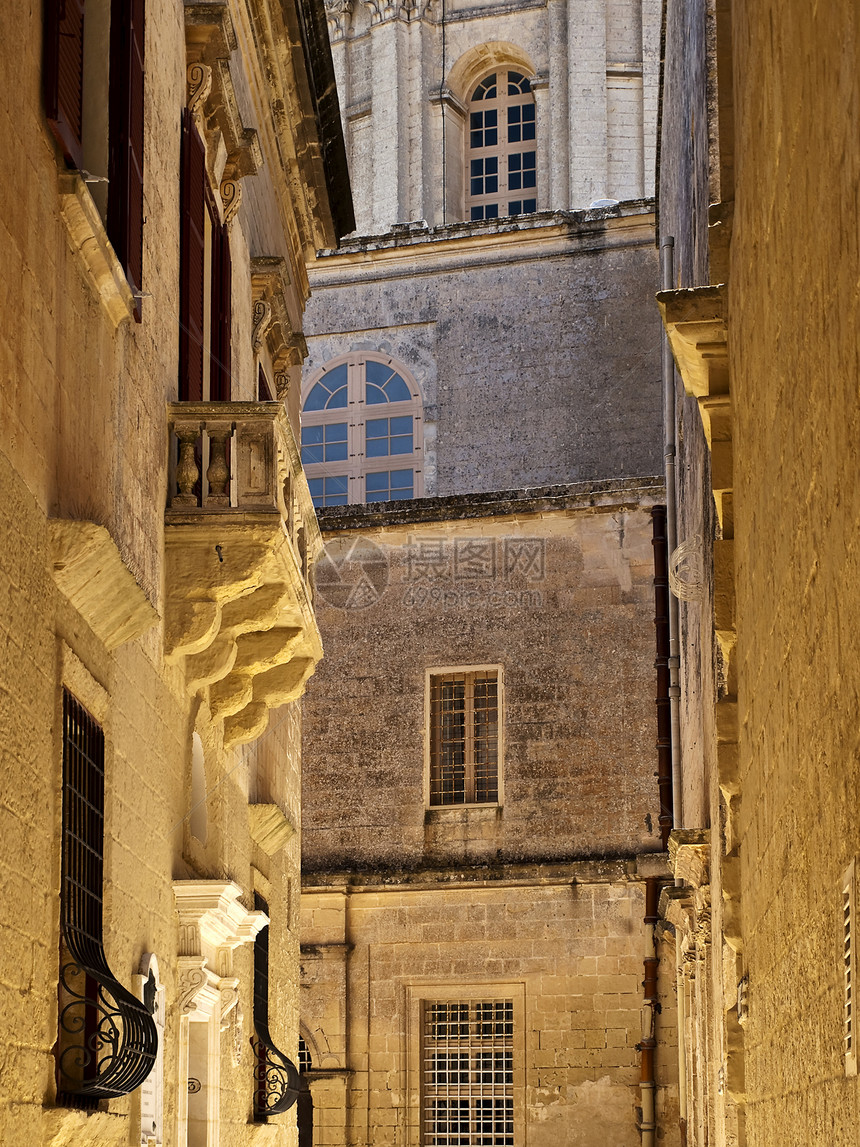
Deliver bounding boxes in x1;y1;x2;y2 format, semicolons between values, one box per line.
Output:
428;669;501;807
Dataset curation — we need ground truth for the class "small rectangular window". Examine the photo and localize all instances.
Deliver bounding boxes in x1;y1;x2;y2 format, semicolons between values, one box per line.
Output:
423;1000;514;1147
429;670;500;806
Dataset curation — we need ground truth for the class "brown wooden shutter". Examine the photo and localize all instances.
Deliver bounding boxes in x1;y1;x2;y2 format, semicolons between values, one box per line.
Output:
210;221;232;401
107;0;145;318
179;110;206;401
44;0;86;168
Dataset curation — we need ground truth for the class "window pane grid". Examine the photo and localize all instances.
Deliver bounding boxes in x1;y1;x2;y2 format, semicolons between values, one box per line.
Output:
430;672;499;805
466;70;537;220
423;1001;514;1147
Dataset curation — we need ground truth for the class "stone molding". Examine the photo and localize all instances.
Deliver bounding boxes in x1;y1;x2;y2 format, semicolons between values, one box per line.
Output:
174;882;267;1021
251;256;308;392
51;519;159;649
184;4;262;179
324;0;353;39
57;173;137;326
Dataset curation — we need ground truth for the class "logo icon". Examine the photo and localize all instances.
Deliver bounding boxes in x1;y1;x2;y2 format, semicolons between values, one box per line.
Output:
314;536;389;610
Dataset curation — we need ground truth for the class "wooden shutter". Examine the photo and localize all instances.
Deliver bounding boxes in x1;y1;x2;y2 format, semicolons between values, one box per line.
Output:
179;110;206;401
44;0;86;168
210;221;232;401
107;0;145;318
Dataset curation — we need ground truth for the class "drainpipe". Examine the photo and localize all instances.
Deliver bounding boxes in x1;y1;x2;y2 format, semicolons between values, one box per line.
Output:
651;506;673;846
660;236;682;832
638;877;661;1147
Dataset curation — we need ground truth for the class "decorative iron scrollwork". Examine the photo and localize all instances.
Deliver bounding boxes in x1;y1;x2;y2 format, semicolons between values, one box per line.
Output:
252;919;300;1117
252;1035;301;1116
57;949;158;1101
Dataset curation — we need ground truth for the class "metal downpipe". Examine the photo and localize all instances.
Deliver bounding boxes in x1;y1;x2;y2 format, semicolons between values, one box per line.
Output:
660;236;682;832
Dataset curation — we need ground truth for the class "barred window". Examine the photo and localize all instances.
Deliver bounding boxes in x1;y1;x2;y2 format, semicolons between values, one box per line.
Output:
429;670;500;806
423;1001;514;1147
57;690;157;1103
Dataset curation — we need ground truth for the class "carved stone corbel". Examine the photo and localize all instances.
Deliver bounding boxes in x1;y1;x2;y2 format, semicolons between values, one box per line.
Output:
220;179;242;225
178;960;210;1016
252;301;273;354
219;977;240;1030
187;63;212;112
324;0;353;40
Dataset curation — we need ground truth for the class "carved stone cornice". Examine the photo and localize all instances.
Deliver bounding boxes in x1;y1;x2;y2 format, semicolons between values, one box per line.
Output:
362;0;430;23
184;4;262;177
173;880;268;965
668;828;710;888
251;257;307;372
324;0;353;40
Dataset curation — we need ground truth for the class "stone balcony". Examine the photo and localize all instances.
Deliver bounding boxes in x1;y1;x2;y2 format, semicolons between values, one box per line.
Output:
165;401;322;749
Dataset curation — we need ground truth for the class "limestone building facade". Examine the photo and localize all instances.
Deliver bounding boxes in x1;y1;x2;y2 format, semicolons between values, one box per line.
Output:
297;1;682;1145
655;0;860;1145
0;0;351;1142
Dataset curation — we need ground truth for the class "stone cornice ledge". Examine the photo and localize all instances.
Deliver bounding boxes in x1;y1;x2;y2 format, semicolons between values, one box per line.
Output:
58;173;136;326
668;828;711;887
174;880;267;959
655;284;728;402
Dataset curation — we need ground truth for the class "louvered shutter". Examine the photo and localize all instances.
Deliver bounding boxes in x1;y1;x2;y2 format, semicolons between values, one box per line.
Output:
108;0;145;318
44;0;86;168
179;110;206;401
210;221;232;401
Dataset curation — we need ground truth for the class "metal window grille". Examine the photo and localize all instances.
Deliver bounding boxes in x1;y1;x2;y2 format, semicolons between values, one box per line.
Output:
423;1001;514;1147
253;895;301;1118
429;672;499;805
57;690;158;1103
298;1035;313;1074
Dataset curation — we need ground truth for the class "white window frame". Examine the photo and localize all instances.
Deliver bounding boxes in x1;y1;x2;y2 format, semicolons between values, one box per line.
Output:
465;70;537;222
424;665;504;810
301;353;424;506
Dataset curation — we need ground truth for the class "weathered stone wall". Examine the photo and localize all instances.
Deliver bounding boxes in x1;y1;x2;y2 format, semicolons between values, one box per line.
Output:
301;481;666;872
0;0;336;1136
328;0;661;232
303;208;663;496
301;866;680;1147
728;1;860;1143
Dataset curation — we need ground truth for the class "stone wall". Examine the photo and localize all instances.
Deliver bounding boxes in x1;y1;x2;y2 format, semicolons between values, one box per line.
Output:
729;0;860;1143
302;481;666;871
0;0;340;1136
301;865;680;1147
327;0;662;232
303;208;663;497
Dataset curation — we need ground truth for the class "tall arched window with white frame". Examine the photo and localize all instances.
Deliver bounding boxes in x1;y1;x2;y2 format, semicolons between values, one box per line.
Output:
301;355;424;507
466;71;537;222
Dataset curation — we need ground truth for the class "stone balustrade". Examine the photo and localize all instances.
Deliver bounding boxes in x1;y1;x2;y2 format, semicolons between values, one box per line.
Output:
164;402;322;749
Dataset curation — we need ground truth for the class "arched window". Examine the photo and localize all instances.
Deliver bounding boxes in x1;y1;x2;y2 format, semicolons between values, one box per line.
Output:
301;355;423;507
467;70;536;222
